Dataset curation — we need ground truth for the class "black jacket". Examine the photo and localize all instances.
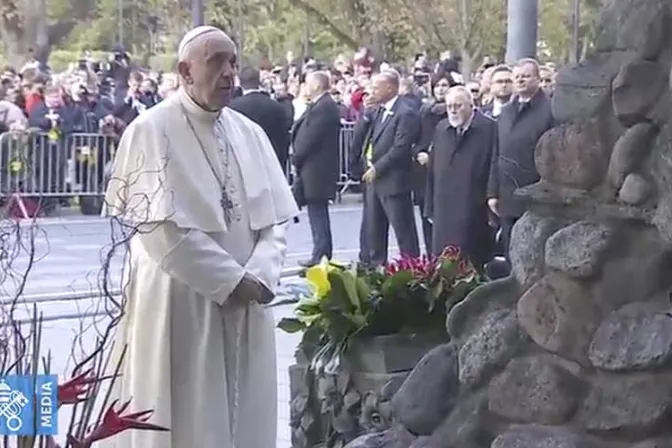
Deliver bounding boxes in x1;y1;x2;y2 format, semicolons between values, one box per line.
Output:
291;93;342;201
229;90;293;172
488;89;554;217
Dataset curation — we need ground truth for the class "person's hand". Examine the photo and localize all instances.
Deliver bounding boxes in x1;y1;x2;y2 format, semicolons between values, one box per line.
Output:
487;198;499;216
416;152;429;165
229;274;274;306
362;166;376;183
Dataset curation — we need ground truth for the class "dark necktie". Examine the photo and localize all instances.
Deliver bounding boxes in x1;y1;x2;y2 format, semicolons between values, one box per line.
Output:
518;101;528;114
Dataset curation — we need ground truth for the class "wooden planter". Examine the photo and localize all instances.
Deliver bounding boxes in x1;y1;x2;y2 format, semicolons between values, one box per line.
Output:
289;332;447;448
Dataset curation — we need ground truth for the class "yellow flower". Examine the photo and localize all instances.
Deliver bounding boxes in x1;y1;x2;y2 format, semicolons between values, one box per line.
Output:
306;257;333;298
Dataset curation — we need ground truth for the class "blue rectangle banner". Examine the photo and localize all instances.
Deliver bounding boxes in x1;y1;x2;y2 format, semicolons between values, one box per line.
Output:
0;375;58;436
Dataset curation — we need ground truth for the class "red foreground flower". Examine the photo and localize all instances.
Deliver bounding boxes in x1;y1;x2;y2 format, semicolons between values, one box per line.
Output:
67;399;169;447
58;369;116;406
385;253;436;277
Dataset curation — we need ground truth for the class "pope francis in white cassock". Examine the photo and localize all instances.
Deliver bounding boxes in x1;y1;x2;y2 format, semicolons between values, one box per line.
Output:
101;26;299;448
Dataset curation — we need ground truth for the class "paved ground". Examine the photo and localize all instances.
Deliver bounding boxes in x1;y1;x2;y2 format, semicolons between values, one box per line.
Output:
0;202;422;446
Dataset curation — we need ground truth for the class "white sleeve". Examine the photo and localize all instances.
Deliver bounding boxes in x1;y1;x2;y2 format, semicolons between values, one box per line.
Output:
245;223;289;293
136;222;246;305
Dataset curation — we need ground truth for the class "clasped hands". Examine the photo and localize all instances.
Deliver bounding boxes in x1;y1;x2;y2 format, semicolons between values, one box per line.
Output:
228;273;274;307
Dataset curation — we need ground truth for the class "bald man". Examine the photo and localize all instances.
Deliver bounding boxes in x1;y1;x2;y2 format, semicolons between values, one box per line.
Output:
291;71;341;267
103;26;299;448
352;69;421;266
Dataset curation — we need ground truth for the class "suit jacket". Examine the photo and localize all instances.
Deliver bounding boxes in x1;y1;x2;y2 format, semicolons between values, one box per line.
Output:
229;91;292;172
488;89;554;218
349;97;420;196
291;93;342;201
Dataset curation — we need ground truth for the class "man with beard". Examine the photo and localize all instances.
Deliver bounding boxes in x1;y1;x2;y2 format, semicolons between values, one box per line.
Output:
102;26;298;448
481;65;513;119
424;86;497;269
487;58;554;260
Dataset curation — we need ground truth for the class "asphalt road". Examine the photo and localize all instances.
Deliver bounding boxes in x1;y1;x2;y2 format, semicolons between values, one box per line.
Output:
0;202;417;447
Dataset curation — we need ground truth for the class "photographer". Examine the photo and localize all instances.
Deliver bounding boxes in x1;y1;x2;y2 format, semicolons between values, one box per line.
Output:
114;71;156;125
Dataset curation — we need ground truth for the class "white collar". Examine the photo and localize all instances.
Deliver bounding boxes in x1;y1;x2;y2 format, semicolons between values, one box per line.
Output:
177;87;220;124
383;95;399;111
243;88;263;95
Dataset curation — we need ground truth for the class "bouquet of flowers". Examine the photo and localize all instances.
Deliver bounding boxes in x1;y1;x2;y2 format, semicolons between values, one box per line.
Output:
277;246;483;374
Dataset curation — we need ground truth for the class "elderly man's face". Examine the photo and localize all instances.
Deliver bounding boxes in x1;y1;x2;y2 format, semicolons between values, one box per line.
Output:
445;90;473;128
513;62;540;97
184;35;238;110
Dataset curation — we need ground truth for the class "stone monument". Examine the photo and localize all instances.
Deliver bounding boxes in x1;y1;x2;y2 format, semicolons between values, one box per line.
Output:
347;0;672;446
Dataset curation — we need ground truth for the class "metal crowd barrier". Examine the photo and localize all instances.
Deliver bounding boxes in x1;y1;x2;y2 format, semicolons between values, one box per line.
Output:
0;130;116;217
0;122;358;217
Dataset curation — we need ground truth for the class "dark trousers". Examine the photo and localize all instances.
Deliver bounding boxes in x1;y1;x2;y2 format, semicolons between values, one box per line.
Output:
500;216;519;262
358;185;371;264
307;201;333;263
364;186;420;266
414;195;432;254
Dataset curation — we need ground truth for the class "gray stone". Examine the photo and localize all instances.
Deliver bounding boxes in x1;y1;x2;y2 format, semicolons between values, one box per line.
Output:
492;425;596;448
446;276;520;342
612;60;668;127
633;438;672;448
594;226;672;308
517;274;602;364
544;221;614;278
619;173;653;205
418;392;494;448
391;343;459;436
552;51;636;123
589;302;672;371
607;122;657;189
653;193;672;245
509;211;565;289
595;0;670;60
459;309;525;387
535;121;611;190
577;374;672;435
488;356;581;424
345;425;416;448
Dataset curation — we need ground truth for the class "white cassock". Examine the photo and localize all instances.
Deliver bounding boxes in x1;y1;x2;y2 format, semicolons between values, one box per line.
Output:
101;87;299;448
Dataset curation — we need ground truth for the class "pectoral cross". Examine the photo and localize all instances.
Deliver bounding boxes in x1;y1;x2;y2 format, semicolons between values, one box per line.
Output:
221;189;235;225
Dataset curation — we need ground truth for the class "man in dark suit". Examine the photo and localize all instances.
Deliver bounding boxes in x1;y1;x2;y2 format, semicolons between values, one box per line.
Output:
229;66;292;172
487;58;555;260
423;86;497;270
292;71;342;267
351;70;421;266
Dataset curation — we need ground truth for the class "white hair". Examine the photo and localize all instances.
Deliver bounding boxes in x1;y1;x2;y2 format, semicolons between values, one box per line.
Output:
446;85;474;106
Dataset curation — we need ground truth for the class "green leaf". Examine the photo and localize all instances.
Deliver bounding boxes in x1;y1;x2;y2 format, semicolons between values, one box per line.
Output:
277;317;307;333
381;270;414;296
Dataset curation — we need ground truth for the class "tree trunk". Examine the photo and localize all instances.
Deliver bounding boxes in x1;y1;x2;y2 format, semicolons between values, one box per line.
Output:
0;0;50;67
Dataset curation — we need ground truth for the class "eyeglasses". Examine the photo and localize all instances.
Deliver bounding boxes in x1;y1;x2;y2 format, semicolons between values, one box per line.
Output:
493;79;512;84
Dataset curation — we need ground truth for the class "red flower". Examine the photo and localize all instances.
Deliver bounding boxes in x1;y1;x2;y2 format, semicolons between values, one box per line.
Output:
68;399;169;446
58;369;116;406
440;245;460;260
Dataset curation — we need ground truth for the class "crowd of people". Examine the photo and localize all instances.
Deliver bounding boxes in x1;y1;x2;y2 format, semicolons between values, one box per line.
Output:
0;45;558;278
